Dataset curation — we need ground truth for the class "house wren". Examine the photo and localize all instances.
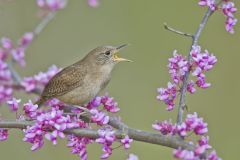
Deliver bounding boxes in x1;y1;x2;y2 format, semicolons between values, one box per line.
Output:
36;44;131;106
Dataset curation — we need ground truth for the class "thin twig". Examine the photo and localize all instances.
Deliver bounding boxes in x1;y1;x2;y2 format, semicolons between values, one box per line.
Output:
177;8;214;125
164;23;193;38
33;12;56;35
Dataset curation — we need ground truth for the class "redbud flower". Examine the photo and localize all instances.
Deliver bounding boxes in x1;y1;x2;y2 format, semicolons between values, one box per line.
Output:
1;37;13;49
7;97;21;112
127;154;139;160
67;135;92;160
101;95;120;113
88;0;99;7
11;48;25;66
225;17;237;34
0;60;11;81
120;135;133;149
96;127;116;159
19;32;34;48
168;50;188;84
173;148;195;160
0;85;13;103
198;0;216;11
187;80;196;94
195;136;212;155
21;77;37;92
152;120;176;135
0;129;8;141
90;109;109;125
23;100;39;119
0;48;8;61
208;150;222;160
36;0;67;11
157;82;177;111
221;1;237;18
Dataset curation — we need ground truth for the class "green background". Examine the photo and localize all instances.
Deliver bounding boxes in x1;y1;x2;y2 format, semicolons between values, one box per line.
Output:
0;0;239;159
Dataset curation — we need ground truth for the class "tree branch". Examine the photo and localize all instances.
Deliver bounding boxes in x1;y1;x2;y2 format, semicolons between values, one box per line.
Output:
164;23;193;38
177;8;214;124
0;120;194;150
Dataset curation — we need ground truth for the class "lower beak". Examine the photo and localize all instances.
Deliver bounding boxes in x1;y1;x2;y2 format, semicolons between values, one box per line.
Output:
113;44;133;62
113;54;133;62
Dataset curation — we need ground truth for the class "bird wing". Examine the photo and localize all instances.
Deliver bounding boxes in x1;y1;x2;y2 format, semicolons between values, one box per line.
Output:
41;64;87;99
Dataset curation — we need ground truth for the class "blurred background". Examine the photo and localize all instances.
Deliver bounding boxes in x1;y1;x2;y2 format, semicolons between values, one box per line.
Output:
0;0;240;159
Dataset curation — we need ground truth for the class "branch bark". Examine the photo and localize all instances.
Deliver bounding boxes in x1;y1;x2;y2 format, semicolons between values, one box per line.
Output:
0;120;194;150
176;8;214;124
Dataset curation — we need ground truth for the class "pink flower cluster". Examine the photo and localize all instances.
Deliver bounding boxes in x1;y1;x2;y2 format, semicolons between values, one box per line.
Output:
88;0;100;7
23;106;79;150
0;33;34;103
198;0;217;11
67;135;92;160
96;127;133;159
96;127;116;159
21;65;60;92
174;148;221;160
152;112;208;137
153;113;220;160
1;33;34;67
0;129;8;141
85;95;120;125
157;46;217;111
198;0;238;33
36;0;67;11
7;97;21;112
221;1;237;34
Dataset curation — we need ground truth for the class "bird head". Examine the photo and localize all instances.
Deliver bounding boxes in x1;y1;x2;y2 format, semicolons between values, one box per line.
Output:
86;44;132;67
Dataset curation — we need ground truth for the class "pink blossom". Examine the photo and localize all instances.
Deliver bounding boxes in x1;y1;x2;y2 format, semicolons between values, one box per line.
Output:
221;1;237;18
23;107;79;149
21;65;60;93
67;135;92;160
11;48;25;66
0;85;13;103
198;0;216;11
1;37;13;49
0;129;8;141
157;82;177;111
96;127;115;159
195;136;212;155
168;50;188;84
88;0;99;7
0;48;8;61
208;150;222;160
0;60;11;81
225;17;237;34
187;80;196;94
120;135;133;149
19;32;34;48
101;95;120;113
90;109;109;125
21;77;37;92
36;0;67;11
7;97;21;112
152;120;176;135
23;100;39;119
173;148;195;160
127;154;139;160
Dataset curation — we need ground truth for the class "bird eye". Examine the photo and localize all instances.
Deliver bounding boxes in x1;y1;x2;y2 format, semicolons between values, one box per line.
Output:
104;51;111;56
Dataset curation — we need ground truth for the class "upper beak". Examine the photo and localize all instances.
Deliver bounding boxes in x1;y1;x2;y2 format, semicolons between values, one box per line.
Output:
113;44;133;62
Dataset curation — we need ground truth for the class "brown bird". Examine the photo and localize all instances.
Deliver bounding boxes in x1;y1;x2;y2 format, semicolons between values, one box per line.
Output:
35;44;131;107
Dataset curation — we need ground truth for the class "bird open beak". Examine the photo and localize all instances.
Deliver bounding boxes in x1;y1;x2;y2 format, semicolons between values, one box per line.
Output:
113;44;133;62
